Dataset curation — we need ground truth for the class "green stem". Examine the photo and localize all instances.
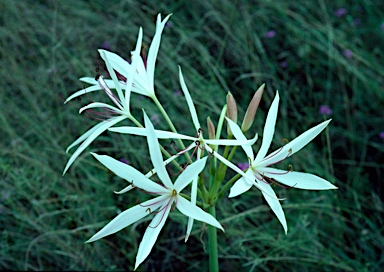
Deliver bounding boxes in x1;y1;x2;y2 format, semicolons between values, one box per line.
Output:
208;205;219;272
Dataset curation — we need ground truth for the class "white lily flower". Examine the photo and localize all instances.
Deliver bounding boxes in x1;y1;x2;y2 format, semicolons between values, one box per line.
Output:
66;14;171;101
63;28;143;175
87;112;223;270
227;91;337;233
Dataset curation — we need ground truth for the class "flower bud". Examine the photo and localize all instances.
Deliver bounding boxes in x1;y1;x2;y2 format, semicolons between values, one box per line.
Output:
207;117;216;139
226;92;238;136
241;84;264;132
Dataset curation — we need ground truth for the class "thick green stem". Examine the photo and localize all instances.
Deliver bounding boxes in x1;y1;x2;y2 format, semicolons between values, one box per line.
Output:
208;205;219;272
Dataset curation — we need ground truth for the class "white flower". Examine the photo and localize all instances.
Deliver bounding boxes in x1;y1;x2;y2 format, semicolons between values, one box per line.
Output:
63;28;143;174
227;91;337;233
87;112;223;270
66;14;171;101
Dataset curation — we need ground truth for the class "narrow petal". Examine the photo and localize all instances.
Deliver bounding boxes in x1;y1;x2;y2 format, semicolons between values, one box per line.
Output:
65;84;102;103
66;120;106;153
225;117;254;161
204;135;257;147
261;167;338;190
135;200;172;269
143;112;173;188
79;102;123;115
91;153;169;194
109;126;197;141
228;170;254;198
86;195;167;243
179;67;201;131
114;184;134;194
255;91;280;162
176;196;224;231
63;115;127;174
256;180;288;234
97;50;131;79
146;14;172;95
174;157;207;192
261;119;331;166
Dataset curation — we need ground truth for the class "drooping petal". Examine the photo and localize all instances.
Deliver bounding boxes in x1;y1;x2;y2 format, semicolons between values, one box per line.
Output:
261;119;331;166
65;84;103;103
135;199;172;270
179;67;201;131
204;135;257;147
146;14;172;96
174;156;207;192
109;126;196;141
114;184;134;194
63;115;127;174
86;195;168;243
176;196;224;231
91;153;169;194
79;102;123;115
225;118;254;161
228;169;254;198
260;167;337;190
255;91;280;162
66;120;106;153
143;112;173;188
256;180;287;234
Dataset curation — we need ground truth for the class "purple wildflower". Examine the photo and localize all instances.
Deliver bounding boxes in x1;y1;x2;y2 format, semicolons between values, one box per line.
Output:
335;8;347;17
101;42;111;51
280;61;288;68
264;30;276;38
343;49;353;59
319;105;333;115
151;114;160;125
379;131;384;139
119;158;129;164
237;162;249;171
353;19;360;26
381;23;384;31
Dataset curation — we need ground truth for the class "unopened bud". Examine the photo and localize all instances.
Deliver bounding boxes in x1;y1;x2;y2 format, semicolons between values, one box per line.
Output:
207;117;216;139
226;92;238;136
241;84;264;132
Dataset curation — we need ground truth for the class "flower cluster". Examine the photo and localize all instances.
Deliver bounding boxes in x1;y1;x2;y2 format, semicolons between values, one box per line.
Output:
63;14;337;270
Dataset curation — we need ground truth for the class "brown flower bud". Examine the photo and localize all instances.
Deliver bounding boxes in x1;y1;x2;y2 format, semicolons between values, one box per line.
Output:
241;84;265;132
226;92;238;136
207;117;216;139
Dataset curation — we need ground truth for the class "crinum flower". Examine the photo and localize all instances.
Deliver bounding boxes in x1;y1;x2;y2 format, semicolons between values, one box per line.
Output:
87;111;223;270
226;91;337;233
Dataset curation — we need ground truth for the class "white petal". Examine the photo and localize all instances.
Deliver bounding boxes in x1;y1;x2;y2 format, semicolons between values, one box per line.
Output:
204;135;257;147
114;184;134;194
91;153;169;194
179;67;201;131
109;126;196;141
65;120;106;153
176;196;224;231
79;102;123;115
65;84;101;103
86;195;167;243
225;117;254;161
135;199;172;269
143;112;173;189
97;50;131;79
261;119;331;166
174;157;207;192
146;14;171;95
261;167;338;190
255;91;279;162
256;180;287;234
228;170;254;198
63;115;127;174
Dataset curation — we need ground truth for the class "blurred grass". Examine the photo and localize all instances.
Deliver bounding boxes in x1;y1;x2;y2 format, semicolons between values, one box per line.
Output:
1;0;383;271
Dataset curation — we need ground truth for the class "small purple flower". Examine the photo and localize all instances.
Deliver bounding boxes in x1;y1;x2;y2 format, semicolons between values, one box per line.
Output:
165;21;174;28
119;158;129;164
343;49;353;59
237;162;249;171
381;23;384;31
335;8;347;17
353;18;360;26
101;42;111;51
319;105;333;115
151;114;160;125
280;61;288;68
379;131;384;139
264;30;276;38
174;89;182;96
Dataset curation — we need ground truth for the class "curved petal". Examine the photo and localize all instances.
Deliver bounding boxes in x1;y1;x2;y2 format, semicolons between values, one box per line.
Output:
143;112;173;188
261;167;337;190
114;184;134;194
255;91;279;162
228;169;254;197
225;117;255;161
86;195;167;243
179;67;201;131
63;115;127;174
65;84;102;103
97;50;131;79
91;153;169;194
176;196;224;231
79;102;123;115
204;135;257;147
256;180;287;234
66;120;106;153
146;14;171;96
174;157;207;192
135;199;172;270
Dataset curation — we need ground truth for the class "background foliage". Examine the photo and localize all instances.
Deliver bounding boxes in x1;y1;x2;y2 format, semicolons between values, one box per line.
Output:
1;0;383;271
